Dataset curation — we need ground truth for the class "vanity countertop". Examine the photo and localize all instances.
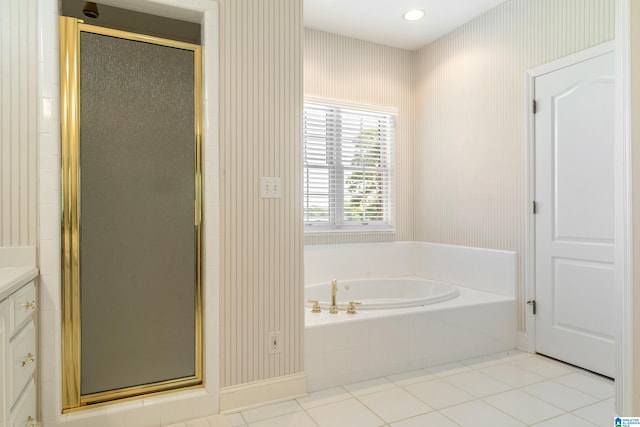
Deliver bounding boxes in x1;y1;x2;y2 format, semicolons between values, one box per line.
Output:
0;267;38;301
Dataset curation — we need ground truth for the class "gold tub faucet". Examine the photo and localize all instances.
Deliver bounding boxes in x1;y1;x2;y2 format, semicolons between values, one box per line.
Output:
307;299;321;313
330;279;338;314
347;301;361;314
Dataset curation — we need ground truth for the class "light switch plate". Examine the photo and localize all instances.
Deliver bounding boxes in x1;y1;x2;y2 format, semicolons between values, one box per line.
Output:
261;177;282;198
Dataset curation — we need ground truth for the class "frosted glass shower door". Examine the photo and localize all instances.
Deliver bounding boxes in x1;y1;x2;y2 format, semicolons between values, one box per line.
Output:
60;17;202;409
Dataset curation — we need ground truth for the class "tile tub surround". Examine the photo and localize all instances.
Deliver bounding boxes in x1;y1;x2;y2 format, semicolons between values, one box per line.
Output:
305;286;516;392
304;242;517;297
304;241;517;391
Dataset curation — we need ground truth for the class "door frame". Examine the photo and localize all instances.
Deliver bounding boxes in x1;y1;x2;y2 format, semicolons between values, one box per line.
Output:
525;45;616;354
525;27;632;413
524;40;616;354
614;0;633;415
60;16;205;410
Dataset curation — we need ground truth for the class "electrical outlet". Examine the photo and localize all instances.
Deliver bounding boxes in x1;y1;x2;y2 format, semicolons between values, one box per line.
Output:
261;177;282;198
268;331;281;354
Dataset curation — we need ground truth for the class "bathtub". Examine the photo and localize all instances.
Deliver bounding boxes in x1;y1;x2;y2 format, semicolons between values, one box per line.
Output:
304;242;518;392
305;278;460;310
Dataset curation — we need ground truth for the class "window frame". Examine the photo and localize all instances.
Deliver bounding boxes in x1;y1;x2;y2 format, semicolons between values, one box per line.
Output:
303;97;396;233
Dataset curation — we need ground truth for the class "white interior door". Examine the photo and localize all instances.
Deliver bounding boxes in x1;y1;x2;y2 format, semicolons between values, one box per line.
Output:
534;50;615;378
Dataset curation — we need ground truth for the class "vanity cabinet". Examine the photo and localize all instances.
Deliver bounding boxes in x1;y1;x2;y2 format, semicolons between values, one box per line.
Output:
0;270;38;427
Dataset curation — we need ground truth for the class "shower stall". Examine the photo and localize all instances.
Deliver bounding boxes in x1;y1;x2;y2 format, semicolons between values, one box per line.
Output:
59;14;203;410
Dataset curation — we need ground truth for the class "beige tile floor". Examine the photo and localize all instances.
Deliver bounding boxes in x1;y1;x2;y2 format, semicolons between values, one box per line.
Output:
222;350;616;427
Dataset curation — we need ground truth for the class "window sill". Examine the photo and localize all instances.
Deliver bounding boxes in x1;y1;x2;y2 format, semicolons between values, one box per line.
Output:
304;228;395;236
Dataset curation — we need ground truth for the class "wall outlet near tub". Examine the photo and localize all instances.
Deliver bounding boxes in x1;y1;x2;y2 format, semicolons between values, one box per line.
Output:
268;331;281;354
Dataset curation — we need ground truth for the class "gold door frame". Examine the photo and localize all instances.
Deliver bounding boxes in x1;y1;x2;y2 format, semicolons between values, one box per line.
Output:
60;16;203;411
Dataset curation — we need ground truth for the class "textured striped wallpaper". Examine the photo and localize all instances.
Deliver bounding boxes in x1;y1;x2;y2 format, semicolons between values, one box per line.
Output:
304;29;414;245
219;0;304;387
0;0;38;247
1;0;617;393
414;0;614;330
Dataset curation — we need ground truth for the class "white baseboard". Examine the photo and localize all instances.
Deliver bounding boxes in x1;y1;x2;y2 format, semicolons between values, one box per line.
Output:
220;373;307;413
0;246;36;268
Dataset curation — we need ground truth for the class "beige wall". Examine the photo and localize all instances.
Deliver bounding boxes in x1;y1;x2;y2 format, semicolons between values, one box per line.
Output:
0;0;622;402
0;0;38;247
413;0;614;330
303;28;414;244
219;0;304;387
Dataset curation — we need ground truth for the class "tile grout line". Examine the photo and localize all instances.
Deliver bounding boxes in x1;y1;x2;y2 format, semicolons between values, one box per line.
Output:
229;352;615;427
465;356;615;423
417;362;536;426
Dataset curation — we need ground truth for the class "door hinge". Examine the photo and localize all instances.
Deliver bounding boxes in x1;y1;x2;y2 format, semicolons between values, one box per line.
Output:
526;300;537;315
533;99;537;114
532;201;538;214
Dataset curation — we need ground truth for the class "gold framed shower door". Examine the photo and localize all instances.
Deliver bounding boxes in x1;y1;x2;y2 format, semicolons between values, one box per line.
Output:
60;16;203;411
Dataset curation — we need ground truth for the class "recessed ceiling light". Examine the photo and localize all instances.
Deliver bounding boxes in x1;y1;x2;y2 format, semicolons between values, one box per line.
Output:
403;9;425;21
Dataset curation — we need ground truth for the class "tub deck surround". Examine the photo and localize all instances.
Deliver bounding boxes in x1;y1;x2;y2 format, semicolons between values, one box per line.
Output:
304;286;516;392
305;277;460;310
304;242;517;392
305;286;513;327
304;241;517;297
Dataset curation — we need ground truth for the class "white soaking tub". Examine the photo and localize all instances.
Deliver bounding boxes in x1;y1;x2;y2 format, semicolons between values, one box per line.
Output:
303;242;518;392
305;277;460;310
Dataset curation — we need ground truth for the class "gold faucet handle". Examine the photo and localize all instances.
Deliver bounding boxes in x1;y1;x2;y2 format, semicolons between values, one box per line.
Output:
347;301;361;314
307;299;321;313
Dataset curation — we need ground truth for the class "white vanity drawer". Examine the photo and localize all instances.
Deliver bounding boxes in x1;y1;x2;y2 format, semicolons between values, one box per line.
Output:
10;321;36;407
9;282;36;337
10;378;36;427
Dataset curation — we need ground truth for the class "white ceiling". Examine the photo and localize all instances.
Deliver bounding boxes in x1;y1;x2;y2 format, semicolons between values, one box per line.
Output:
304;0;508;51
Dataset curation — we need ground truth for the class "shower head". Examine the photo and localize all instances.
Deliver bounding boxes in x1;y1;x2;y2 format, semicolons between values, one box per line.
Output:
82;2;99;19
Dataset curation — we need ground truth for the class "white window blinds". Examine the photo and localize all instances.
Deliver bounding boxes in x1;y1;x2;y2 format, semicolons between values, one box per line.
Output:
303;101;395;230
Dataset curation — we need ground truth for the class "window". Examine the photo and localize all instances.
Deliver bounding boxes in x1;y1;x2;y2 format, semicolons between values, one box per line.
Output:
303;100;395;231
